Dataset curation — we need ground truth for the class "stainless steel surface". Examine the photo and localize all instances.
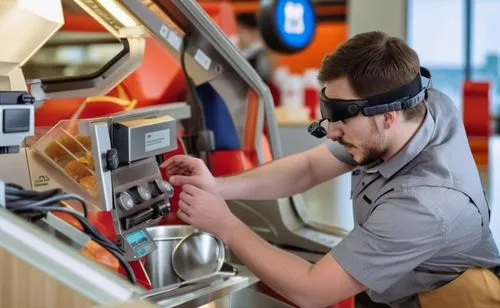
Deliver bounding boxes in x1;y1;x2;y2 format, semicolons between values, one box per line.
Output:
155;179;174;198
0;208;143;304
150;267;259;308
90;109;179;259
113;114;177;163
109;102;191;123
195;287;294;308
278;125;354;232
140;271;236;300
111;157;166;219
227;198;344;254
145;225;197;288
90;121;114;211
36;213;91;249
172;232;225;281
118;191;135;211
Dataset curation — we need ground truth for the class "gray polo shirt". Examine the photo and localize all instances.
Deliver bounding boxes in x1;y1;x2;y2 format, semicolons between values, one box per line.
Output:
327;88;500;308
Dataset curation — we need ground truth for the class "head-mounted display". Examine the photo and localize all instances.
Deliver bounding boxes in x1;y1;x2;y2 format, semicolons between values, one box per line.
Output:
308;67;432;138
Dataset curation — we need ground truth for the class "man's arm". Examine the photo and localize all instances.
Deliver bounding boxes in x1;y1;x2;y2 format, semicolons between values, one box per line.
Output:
218;143;354;200
177;184;363;307
223;219;365;307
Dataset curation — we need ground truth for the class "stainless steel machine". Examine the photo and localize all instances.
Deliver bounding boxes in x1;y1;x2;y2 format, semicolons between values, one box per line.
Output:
2;0;346;256
102;0;346;254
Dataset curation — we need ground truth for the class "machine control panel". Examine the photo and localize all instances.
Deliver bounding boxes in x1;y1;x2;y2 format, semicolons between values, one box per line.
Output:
121;228;157;260
136;184;152;201
110;156;173;259
154;179;174;197
117;191;135;211
115;178;172;213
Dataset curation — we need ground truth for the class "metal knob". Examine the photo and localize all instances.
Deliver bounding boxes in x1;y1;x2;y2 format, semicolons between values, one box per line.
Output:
136;184;152;201
106;149;119;171
117;191;134;211
155;179;174;198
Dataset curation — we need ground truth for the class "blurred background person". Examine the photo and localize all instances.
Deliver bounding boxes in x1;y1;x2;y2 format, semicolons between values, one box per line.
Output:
235;12;276;85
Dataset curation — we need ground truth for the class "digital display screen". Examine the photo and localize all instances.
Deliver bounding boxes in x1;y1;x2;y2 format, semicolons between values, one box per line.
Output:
125;229;148;248
125;229;156;258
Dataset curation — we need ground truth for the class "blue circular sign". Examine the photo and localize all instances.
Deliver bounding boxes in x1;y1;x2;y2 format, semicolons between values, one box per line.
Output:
258;0;316;53
274;0;315;49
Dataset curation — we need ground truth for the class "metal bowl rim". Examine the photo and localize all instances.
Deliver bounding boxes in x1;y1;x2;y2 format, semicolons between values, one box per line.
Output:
170;231;226;281
146;225;198;241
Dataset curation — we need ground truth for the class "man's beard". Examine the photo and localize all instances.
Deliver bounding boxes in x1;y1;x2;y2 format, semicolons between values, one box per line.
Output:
356;119;386;166
358;144;385;166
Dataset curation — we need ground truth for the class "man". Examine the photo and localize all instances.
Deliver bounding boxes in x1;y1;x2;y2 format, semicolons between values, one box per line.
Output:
161;31;500;308
235;12;274;82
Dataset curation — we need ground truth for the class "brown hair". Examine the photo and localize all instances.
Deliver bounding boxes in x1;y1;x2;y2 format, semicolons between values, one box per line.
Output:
318;31;426;122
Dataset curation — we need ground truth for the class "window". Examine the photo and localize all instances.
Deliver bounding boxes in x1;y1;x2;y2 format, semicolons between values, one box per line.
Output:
407;0;465;112
472;0;500;117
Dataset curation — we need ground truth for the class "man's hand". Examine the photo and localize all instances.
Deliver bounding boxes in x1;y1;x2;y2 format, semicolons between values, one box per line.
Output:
176;184;238;242
160;155;218;194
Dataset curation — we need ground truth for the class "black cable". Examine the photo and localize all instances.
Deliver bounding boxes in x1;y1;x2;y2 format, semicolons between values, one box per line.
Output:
9;205;136;285
10;194;88;217
6;182;25;190
6;186;88;218
5;185;137;285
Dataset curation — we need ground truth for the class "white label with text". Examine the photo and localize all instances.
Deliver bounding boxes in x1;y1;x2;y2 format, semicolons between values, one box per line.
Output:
145;129;170;152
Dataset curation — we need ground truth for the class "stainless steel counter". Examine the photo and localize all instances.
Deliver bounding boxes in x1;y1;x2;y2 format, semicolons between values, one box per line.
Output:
144;248;325;308
145;267;260;307
151;272;293;308
194;287;293;308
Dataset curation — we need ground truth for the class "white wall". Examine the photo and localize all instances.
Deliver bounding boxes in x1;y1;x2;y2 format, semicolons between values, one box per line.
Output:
347;0;407;40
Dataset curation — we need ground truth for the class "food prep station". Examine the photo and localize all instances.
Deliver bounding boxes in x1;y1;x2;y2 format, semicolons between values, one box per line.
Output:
0;1;347;307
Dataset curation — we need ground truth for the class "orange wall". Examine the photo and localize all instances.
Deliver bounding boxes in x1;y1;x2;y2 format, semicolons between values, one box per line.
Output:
207;0;349;74
273;22;347;73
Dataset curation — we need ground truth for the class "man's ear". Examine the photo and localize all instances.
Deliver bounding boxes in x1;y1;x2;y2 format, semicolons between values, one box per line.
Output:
383;111;397;129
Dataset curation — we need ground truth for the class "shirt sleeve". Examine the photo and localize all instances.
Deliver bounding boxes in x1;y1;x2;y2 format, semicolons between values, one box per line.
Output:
326;140;357;165
330;187;446;294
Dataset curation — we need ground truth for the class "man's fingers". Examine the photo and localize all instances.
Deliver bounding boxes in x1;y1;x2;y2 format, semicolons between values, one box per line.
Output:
170;175;196;186
177;209;191;224
178;200;192;215
182;184;201;195
166;167;192;177
179;191;194;203
161;155;197;169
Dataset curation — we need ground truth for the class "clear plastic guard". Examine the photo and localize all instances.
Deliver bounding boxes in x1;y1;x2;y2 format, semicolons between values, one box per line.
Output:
31;119;102;211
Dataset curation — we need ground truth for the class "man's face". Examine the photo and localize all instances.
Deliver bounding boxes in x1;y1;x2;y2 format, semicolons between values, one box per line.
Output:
236;25;257;50
323;77;388;165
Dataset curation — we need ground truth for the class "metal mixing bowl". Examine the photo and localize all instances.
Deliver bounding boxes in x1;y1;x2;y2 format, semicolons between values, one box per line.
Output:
145;225;197;288
171;231;226;281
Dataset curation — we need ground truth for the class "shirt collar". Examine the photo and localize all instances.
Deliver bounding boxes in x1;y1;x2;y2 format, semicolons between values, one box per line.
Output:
363;108;435;178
